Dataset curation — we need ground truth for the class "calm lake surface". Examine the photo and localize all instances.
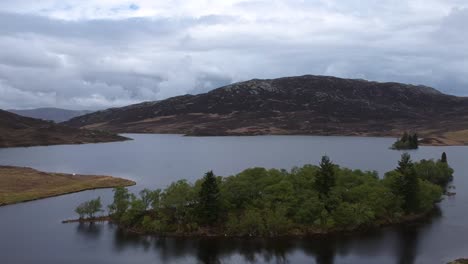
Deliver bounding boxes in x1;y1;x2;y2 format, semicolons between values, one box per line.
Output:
0;134;467;264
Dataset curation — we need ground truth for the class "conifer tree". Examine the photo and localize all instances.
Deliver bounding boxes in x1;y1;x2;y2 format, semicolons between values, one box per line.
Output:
397;153;412;174
402;132;409;143
198;171;221;225
410;133;419;148
441;152;447;163
396;153;420;213
315;156;336;198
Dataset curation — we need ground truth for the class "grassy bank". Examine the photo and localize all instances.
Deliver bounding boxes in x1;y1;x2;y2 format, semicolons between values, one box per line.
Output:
0;166;135;206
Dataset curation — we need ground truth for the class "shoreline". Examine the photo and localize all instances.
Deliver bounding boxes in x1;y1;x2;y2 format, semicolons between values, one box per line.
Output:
0;136;132;149
448;259;468;264
0;166;136;206
122;131;466;147
62;207;437;238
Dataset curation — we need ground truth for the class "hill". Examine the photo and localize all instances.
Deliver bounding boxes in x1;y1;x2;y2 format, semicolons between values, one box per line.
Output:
0;109;128;148
63;75;468;145
8;108;92;122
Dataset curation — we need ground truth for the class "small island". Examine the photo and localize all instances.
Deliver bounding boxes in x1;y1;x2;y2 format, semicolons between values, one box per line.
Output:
72;152;453;237
392;132;419;150
448;259;468;264
0;166;135;206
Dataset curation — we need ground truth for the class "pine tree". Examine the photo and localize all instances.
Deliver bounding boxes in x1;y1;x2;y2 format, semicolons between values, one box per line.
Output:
402;132;409;143
198;171;221;225
315;156;336;198
397;153;412;174
441;152;447;163
396;153;420;213
410;133;419;149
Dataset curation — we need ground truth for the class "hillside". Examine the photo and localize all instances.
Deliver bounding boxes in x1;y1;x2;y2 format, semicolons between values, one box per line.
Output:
8;108;92;122
0;109;128;148
63;75;468;145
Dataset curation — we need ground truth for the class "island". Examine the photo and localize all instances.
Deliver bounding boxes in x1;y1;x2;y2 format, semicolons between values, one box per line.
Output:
392;132;419;150
0;166;135;206
71;152;453;237
448;259;468;264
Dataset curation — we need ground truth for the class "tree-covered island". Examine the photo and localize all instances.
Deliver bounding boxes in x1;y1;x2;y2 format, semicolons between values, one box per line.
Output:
392;132;419;150
73;153;453;237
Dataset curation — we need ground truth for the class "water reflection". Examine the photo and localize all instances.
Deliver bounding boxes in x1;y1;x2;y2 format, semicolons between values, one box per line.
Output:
396;207;442;264
76;222;102;239
1;135;460;264
73;210;440;264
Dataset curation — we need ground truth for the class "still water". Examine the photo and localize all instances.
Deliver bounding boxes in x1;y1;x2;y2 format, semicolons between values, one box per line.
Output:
0;134;466;264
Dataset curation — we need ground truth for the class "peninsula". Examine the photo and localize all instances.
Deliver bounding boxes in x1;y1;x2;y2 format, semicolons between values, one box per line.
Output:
0;109;129;148
0;166;135;206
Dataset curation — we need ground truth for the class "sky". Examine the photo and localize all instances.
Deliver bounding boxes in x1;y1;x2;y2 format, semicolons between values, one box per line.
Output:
1;0;468;110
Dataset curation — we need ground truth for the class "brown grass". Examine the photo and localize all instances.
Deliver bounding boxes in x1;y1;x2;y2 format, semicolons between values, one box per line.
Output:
0;166;135;206
443;130;468;145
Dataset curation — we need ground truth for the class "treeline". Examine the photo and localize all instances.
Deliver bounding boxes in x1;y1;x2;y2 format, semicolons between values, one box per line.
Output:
76;153;453;236
392;132;419;150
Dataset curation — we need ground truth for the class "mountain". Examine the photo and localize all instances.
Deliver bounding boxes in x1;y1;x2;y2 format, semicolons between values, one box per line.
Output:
8;108;92;123
0;109;128;148
63;75;468;145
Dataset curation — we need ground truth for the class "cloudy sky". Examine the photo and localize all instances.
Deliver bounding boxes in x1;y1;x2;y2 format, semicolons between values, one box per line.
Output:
1;0;467;110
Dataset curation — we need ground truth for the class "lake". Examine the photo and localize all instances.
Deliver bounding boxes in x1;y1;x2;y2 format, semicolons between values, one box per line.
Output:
0;134;466;264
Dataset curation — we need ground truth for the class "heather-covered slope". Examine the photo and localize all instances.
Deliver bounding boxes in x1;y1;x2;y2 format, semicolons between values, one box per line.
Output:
63;75;468;145
0;109;128;148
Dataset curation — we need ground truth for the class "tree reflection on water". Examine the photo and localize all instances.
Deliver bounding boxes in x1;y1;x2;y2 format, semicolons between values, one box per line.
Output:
74;207;441;264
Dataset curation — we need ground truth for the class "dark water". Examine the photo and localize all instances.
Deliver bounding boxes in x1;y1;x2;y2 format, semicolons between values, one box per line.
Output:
0;134;466;264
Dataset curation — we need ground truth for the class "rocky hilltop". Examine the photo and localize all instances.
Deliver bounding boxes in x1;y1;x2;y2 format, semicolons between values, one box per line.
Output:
63;75;468;145
0;109;128;148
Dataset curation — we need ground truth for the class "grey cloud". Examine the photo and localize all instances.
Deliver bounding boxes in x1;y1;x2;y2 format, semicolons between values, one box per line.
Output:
1;2;468;110
0;12;238;43
434;8;468;44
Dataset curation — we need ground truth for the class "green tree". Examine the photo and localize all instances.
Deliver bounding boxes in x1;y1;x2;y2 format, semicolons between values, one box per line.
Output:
150;189;162;210
160;180;196;231
121;195;145;226
139;188;161;210
108;187;131;220
315;156;336;198
402;132;409;143
75;203;86;219
75;197;103;219
198;171;221;225
397;153;412;174
441;152;447;163
87;197;103;218
409;133;419;148
396;153;420;213
392;132;418;150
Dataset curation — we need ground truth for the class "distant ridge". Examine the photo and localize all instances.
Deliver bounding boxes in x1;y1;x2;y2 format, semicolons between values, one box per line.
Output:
63;75;468;145
0;109;127;148
8;107;92;123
